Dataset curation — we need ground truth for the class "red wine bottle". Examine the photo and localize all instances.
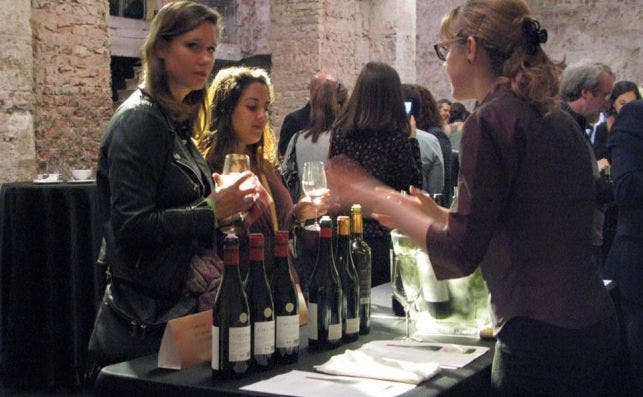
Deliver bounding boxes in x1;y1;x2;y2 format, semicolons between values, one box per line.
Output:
270;230;299;364
307;216;343;350
212;234;251;379
337;216;360;343
350;204;373;334
246;233;275;370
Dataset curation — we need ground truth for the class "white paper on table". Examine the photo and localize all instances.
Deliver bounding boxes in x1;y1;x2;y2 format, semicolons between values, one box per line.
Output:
358;340;489;369
240;370;415;397
314;349;439;384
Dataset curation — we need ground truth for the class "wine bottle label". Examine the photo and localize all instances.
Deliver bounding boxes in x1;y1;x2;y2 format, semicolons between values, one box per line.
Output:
229;326;251;362
284;302;295;313
328;322;342;341
345;317;360;334
308;303;318;340
417;251;449;301
253;320;276;355
275;244;288;257
211;325;220;370
276;314;299;348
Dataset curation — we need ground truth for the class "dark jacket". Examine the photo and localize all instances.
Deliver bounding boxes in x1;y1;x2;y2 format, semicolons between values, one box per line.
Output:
278;102;311;156
97;89;216;309
606;100;643;304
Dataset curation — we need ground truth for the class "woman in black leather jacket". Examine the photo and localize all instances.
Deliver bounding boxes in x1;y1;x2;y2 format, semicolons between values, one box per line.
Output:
88;1;256;369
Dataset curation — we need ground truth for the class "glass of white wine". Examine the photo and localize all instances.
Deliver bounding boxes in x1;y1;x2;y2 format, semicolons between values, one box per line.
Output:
300;161;327;231
390;229;422;341
219;153;251;235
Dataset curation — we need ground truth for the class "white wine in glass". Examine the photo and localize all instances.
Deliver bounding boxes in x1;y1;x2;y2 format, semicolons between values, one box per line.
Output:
220;153;251;235
300;161;327;231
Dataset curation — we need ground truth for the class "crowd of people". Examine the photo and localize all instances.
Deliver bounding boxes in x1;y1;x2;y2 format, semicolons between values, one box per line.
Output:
86;0;641;395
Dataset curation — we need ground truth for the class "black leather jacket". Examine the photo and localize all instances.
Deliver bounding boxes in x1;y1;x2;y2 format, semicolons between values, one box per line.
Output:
97;89;216;308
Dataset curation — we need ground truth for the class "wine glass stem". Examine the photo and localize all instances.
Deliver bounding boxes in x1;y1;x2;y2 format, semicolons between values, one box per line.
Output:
405;308;411;338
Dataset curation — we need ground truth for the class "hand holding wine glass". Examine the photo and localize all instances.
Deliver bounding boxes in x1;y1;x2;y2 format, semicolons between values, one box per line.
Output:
216;154;255;234
300;161;327;230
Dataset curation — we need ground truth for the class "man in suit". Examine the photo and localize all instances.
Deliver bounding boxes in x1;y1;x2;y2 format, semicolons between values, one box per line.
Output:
606;100;643;395
278;72;333;157
561;62;615;276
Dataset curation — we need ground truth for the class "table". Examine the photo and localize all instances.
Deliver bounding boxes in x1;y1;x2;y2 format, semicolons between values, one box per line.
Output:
95;284;495;396
0;181;105;389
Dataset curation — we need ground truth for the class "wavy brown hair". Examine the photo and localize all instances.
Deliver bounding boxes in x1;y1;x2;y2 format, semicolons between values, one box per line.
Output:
303;80;348;143
415;85;443;131
141;1;221;132
440;0;563;115
195;67;278;173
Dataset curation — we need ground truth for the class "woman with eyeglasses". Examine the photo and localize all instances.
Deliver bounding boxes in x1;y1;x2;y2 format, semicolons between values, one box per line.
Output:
328;0;620;394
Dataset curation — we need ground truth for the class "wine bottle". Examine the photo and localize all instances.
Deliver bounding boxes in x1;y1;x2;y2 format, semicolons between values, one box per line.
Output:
307;216;343;350
336;216;360;343
246;233;275;370
350;204;373;334
212;234;251;380
270;230;299;364
417;250;450;319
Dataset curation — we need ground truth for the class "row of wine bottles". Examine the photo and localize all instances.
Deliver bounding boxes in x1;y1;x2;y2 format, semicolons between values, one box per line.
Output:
212;230;299;380
307;204;372;350
210;204;373;380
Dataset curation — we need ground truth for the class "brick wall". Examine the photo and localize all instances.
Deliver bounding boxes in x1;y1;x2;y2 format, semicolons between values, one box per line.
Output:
0;0;640;182
0;1;36;182
31;0;112;177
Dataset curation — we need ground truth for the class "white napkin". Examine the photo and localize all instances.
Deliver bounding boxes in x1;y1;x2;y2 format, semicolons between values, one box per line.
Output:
314;349;439;384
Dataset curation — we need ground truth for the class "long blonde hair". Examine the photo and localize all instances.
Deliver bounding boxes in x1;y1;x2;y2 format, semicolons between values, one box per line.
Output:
195;67;278;173
440;0;563;114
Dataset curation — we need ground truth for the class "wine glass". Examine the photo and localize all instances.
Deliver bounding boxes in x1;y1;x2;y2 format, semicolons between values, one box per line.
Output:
390;229;422;341
300;161;327;231
219;153;251;235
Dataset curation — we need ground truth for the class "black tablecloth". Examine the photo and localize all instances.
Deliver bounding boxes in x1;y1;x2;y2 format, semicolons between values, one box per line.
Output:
95;284;495;396
0;182;105;389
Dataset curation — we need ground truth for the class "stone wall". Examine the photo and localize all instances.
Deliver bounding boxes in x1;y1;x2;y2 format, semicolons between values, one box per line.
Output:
415;0;643;108
0;1;36;182
271;0;418;138
31;0;112;176
0;0;640;183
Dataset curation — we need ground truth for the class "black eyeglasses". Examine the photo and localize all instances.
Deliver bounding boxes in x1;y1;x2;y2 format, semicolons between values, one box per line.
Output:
433;37;466;61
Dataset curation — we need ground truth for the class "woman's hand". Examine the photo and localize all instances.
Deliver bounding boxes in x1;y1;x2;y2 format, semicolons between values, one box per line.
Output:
409;115;417;139
209;171;258;221
293;188;331;222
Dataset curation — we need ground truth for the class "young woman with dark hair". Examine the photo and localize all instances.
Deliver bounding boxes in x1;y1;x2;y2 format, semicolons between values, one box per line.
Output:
329;61;421;286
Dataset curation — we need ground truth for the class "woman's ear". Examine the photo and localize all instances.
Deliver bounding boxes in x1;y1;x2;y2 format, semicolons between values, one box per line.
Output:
466;36;478;64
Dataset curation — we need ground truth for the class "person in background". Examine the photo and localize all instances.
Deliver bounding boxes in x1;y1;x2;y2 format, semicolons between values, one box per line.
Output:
447;101;470;152
281;79;348;293
88;1;257;370
328;1;619;394
606;99;643;396
401;83;445;196
592;80;641;161
282;79;349;200
437;98;452;130
415;85;454;206
196;66;329;279
277;71;334;158
561;62;615;276
592;80;640;269
328;61;421;286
